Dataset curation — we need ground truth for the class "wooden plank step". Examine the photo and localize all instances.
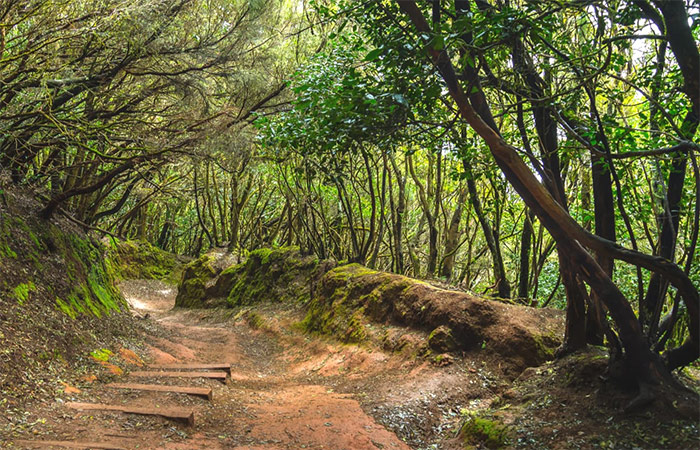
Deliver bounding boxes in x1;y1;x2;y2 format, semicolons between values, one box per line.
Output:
106;382;212;400
66;402;195;426
148;363;232;374
129;370;228;382
14;439;127;449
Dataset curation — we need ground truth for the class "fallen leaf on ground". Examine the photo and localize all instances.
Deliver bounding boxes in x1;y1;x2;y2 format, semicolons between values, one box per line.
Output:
60;382;81;394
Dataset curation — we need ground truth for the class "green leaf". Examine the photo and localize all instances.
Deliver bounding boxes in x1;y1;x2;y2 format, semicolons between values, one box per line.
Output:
364;47;383;61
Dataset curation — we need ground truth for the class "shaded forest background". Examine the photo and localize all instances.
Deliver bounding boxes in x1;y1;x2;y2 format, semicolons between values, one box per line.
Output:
1;0;698;396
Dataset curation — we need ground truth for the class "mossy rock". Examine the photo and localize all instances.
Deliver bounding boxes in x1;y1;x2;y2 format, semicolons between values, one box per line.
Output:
219;247;328;307
459;415;511;449
174;255;217;307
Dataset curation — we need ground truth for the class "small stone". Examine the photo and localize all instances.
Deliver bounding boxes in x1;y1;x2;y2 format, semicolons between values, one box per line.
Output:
428;326;458;353
432;353;454;366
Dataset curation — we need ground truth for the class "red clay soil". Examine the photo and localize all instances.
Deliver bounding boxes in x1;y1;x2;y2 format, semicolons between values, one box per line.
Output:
5;281;485;449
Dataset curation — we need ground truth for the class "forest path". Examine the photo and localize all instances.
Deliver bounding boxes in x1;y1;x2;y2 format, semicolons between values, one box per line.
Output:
12;280;468;449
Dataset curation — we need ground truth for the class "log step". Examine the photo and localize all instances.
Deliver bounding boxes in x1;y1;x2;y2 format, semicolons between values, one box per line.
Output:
14;441;126;450
148;363;232;374
106;382;213;400
66;401;195;426
129;370;228;382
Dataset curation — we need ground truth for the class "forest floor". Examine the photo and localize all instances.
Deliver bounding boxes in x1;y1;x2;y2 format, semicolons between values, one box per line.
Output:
4;279;699;449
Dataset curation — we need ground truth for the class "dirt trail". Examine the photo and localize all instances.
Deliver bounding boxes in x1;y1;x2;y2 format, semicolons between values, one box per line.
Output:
7;281;480;449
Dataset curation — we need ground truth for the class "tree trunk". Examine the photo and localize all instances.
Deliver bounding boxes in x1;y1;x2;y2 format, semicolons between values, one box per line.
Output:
440;185;467;280
517;209;533;301
463;161;510;298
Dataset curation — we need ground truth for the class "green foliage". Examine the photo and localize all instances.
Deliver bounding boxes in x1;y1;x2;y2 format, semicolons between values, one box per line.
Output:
258;44;416;158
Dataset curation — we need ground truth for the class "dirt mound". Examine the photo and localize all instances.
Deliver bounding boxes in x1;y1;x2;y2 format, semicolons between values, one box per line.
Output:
302;264;563;375
0;182;140;411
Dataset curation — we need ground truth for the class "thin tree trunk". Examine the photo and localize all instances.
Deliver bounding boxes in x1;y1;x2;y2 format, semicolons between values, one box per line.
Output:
464;161;510;298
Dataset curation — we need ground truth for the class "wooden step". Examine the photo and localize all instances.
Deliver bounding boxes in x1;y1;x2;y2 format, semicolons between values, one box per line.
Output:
148;362;232;374
14;439;126;449
129;370;228;382
106;382;213;400
66;401;195;426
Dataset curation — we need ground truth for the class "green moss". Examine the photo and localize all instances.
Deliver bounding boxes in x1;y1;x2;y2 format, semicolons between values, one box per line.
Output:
246;311;265;329
532;332;556;360
67;292;86;314
174;255;216;307
254;247;274;265
459;414;511;449
107;239;182;283
220;247;322;308
177;278;207;307
89;348;113;362
2;242;17;258
345;309;368;342
55;297;77;319
299;295;368;344
324;264;377;284
13;281;35;305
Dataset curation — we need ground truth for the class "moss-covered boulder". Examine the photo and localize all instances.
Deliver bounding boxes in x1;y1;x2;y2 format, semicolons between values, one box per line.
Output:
174;255;217;307
459;414;511;449
106;239;183;284
216;247;332;306
301;264;563;373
